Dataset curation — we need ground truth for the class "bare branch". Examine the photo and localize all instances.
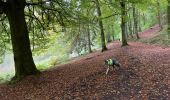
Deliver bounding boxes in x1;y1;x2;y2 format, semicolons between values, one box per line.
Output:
102;13;120;19
25;14;45;30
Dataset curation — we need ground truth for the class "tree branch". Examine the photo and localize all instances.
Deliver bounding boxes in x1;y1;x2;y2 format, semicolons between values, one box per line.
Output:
25;14;45;30
102;13;120;19
25;1;49;6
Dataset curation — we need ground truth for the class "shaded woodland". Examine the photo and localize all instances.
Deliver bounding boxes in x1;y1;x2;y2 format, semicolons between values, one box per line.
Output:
0;0;170;99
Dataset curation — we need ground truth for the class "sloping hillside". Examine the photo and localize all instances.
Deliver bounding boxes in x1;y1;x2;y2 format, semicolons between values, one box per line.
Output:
0;25;169;99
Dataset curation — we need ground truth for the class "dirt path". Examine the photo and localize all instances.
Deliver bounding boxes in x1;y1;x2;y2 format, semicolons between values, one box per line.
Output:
0;25;169;100
138;24;160;38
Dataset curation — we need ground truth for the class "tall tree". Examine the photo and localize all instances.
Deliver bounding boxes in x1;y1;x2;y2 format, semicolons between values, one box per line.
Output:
128;13;134;38
0;0;72;81
87;24;92;53
0;0;39;80
120;0;128;46
133;4;140;39
95;0;108;51
86;8;93;53
157;0;163;30
138;11;142;32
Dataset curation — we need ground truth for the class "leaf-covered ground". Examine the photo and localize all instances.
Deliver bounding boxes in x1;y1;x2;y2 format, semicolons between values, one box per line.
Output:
0;25;170;99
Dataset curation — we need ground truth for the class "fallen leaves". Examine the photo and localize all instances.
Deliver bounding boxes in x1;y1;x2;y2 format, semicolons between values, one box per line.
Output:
0;25;169;99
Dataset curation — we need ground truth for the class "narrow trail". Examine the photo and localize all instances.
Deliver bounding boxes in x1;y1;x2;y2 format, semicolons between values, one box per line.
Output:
0;25;169;100
138;24;160;38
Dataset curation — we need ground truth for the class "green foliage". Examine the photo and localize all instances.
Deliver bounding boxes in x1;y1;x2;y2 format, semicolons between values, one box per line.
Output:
0;72;15;84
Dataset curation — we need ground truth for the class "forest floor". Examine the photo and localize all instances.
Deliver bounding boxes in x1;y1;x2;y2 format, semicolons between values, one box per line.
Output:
0;25;170;100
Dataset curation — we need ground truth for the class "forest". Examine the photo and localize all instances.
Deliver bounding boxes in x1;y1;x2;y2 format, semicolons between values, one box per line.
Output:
0;0;169;99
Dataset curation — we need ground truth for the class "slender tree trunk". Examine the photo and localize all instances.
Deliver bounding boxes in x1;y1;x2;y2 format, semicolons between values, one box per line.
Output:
128;14;133;38
112;35;115;41
110;25;115;41
157;0;163;30
125;4;128;38
112;27;115;41
120;0;128;46
128;19;133;38
6;0;39;80
106;33;112;43
95;0;107;52
87;25;92;53
133;5;140;39
125;19;128;38
143;13;146;26
138;12;142;32
126;24;129;38
86;9;92;53
168;0;170;39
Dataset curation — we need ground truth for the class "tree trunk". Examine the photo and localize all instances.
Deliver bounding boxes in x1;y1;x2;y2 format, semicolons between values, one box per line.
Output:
157;0;163;30
138;12;142;32
112;35;115;41
95;0;107;52
125;23;129;38
120;0;128;46
133;5;140;39
143;14;146;26
6;0;39;80
125;4;128;38
106;33;112;43
168;0;170;39
128;14;133;38
111;25;115;41
87;25;92;53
